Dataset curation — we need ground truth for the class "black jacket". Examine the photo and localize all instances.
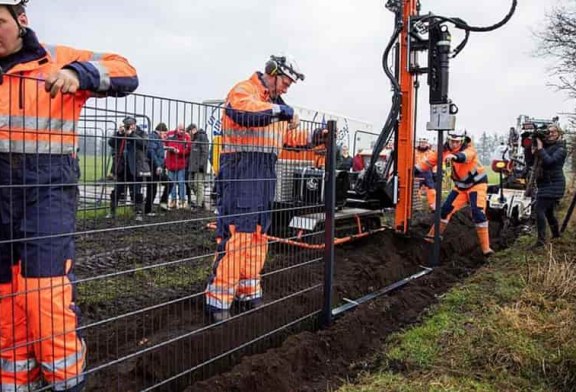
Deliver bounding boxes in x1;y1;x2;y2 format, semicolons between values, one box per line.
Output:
536;140;567;200
108;127;151;178
188;129;210;173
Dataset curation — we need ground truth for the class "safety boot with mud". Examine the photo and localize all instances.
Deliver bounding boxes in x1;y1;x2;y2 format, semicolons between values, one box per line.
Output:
476;225;494;257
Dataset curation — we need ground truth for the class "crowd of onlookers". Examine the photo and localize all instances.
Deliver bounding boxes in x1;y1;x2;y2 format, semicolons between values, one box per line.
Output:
106;117;209;220
103;117;378;221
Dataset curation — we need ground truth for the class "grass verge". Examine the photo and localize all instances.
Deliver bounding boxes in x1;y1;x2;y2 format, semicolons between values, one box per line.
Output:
339;227;576;392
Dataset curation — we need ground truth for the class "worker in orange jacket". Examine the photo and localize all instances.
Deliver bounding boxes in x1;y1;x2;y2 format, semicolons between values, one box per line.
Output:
0;2;138;391
206;55;313;321
415;130;494;256
414;137;437;212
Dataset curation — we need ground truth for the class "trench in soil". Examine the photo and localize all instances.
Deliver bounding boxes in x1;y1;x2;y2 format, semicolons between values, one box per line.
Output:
74;210;515;391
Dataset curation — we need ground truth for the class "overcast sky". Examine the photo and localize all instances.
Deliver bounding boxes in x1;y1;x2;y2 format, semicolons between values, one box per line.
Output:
28;0;569;139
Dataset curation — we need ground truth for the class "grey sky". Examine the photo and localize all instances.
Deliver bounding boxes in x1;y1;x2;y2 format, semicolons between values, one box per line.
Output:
28;0;569;139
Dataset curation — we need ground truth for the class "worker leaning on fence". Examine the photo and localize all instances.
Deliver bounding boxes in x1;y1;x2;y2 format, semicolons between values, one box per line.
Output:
205;54;313;322
415;130;494;257
0;1;138;391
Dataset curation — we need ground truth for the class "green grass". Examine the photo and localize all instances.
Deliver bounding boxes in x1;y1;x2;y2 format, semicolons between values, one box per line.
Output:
77;154;108;182
77;261;211;306
485;168;500;185
339;215;576;392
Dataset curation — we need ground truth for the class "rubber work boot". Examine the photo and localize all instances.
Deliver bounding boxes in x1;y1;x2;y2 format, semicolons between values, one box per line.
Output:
476;226;494;256
424;220;448;243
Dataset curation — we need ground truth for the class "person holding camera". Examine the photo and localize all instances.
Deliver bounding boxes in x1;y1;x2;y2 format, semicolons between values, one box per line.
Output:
531;124;567;248
107;117;150;221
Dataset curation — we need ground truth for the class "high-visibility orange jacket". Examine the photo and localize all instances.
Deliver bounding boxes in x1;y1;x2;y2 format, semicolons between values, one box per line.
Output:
0;29;138;155
221;72;308;156
415;147;432;166
417;140;487;190
313;144;326;169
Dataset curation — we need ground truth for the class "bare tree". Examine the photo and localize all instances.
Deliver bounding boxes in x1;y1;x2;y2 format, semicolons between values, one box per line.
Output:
536;4;576;97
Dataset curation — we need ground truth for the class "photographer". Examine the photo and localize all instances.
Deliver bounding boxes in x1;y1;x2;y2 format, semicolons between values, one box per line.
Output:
532;124;567;247
107;117;150;221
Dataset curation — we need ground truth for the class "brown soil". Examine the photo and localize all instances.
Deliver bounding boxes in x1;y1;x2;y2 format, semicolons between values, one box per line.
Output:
76;209;515;391
184;212;514;392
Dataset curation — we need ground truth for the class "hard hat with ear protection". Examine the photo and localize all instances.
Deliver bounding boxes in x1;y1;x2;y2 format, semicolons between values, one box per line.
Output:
265;54;305;83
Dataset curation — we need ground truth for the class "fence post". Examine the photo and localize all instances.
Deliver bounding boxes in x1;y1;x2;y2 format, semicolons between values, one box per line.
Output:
322;120;337;327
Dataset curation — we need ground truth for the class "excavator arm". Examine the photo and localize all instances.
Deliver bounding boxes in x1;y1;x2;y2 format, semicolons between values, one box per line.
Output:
355;0;517;239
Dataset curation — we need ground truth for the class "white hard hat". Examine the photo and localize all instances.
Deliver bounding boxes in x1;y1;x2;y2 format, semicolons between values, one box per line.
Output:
265;54;305;83
447;130;467;142
0;1;23;4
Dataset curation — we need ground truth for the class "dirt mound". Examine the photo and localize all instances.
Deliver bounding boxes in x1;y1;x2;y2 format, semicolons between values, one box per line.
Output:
76;208;514;391
184;212;511;392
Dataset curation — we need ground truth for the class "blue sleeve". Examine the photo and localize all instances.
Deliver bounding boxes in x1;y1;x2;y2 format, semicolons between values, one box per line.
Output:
225;104;294;127
453;152;466;163
64;62;139;97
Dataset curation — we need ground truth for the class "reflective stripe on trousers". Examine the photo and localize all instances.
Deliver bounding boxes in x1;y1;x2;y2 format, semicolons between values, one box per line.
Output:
42;340;86;391
236;278;262;301
453;172;487;189
0;379;44;392
0;358;42;392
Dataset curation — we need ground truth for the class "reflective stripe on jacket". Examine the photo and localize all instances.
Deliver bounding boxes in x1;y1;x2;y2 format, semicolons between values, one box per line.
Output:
221;72;307;156
417;141;487;190
0;29;138;155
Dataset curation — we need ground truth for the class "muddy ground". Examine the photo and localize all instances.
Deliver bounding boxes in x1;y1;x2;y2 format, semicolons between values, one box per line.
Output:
74;208;515;391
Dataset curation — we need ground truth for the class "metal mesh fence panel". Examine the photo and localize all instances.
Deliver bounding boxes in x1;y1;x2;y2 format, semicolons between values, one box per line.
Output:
0;76;330;391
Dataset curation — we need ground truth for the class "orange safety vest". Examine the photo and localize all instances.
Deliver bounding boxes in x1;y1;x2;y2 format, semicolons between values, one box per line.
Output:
0;31;138;155
313;144;326;169
415;147;431;166
419;141;487;189
221;72;308;157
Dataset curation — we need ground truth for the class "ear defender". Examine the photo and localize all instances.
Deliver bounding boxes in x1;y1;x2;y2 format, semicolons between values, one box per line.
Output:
265;59;278;76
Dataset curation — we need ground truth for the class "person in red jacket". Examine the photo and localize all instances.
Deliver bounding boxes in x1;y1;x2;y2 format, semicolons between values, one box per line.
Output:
0;1;138;391
352;149;366;172
164;124;191;209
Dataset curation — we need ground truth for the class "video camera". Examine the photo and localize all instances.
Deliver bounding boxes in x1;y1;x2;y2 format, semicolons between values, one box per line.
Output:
531;124;550;142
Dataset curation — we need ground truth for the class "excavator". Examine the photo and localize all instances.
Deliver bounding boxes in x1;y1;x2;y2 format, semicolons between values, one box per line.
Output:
269;0;518;259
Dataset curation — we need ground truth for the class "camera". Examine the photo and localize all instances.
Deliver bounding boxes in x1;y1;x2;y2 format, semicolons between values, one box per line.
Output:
532;125;550;142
